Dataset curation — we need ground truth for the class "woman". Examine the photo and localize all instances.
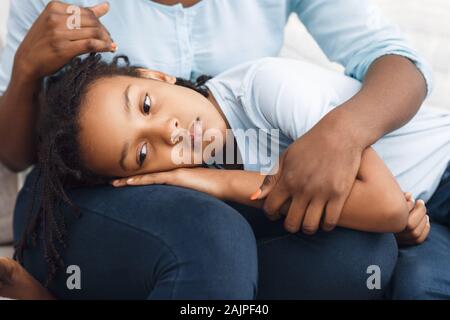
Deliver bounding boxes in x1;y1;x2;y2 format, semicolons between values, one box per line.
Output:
0;0;445;299
2;53;443;299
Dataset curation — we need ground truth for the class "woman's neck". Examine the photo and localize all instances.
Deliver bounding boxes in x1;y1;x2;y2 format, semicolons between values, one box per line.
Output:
151;0;202;8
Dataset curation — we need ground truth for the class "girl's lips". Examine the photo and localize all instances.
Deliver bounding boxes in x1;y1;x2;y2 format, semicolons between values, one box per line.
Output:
189;118;203;142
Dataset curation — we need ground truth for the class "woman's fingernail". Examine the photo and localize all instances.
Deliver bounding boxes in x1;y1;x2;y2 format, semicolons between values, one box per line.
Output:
250;189;262;201
127;178;134;184
111;43;118;51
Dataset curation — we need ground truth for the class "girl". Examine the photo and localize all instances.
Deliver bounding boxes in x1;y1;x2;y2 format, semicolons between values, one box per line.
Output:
2;53;447;299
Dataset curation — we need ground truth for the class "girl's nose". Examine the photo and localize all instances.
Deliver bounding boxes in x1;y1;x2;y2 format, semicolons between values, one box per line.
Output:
168;118;180;145
142;116;181;146
163;117;180;146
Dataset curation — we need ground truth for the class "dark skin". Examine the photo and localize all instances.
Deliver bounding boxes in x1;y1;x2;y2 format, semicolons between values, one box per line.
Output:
257;55;427;235
0;1;427;237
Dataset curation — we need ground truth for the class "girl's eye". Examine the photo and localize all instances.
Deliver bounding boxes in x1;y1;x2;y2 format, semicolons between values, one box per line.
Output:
143;94;152;114
139;143;148;165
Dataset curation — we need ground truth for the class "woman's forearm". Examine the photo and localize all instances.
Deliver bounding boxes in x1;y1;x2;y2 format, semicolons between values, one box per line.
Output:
0;67;41;172
221;149;408;233
331;55;427;150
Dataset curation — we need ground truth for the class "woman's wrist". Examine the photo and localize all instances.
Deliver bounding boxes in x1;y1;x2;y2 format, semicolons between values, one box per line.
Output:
11;59;41;86
315;106;368;154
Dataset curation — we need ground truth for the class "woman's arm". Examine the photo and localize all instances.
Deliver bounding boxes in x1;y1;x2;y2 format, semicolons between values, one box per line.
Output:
0;2;114;171
258;0;429;235
116;147;409;233
224;147;409;233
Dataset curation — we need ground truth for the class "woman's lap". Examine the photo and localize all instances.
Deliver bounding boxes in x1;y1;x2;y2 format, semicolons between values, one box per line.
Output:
14;167;258;299
388;163;450;300
14;167;398;299
230;203;398;299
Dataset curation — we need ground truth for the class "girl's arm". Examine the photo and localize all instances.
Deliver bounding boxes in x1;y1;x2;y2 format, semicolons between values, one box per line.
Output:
114;147;409;233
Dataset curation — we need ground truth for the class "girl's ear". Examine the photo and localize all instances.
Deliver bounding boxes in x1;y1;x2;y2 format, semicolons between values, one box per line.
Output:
136;68;176;84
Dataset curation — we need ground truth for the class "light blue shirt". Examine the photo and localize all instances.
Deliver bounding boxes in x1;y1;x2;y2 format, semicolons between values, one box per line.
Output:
206;58;450;202
0;0;432;95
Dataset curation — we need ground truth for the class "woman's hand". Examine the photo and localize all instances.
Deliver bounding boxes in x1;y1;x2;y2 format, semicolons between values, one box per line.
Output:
395;192;431;246
111;168;227;200
254;112;363;234
13;0;115;81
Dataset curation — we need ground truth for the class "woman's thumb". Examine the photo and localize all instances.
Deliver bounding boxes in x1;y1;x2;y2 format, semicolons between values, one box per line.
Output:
89;2;110;17
254;174;279;200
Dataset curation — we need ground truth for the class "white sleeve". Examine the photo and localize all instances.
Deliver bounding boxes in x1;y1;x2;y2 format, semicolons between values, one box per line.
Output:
0;0;48;95
241;58;362;140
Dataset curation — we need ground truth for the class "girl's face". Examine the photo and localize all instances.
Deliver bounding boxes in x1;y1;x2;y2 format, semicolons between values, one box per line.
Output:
78;71;228;178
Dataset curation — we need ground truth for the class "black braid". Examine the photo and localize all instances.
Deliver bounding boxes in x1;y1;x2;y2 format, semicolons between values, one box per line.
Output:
14;53;212;286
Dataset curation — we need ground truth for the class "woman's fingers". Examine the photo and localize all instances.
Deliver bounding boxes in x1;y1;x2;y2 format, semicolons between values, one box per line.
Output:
302;199;326;235
321;194;346;232
67;38;116;55
87;2;110;18
283;195;309;233
263;181;290;220
62;27;111;42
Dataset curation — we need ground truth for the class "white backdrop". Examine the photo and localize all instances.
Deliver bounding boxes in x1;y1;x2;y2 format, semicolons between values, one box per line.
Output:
0;0;9;41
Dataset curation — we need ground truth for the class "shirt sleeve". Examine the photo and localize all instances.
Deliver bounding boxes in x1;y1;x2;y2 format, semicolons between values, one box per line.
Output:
290;0;433;96
0;0;48;95
241;58;362;141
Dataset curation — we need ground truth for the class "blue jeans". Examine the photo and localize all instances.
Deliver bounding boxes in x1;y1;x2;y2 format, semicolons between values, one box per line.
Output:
14;167;398;299
388;162;450;299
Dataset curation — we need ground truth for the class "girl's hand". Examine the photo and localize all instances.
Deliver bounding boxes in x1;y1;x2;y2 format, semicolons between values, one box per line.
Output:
395;192;431;246
14;1;115;81
111;168;227;199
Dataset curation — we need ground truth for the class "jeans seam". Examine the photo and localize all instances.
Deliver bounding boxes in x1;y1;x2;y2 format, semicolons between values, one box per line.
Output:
257;234;292;246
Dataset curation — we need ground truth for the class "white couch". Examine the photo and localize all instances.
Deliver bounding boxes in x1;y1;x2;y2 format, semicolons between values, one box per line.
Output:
0;0;449;256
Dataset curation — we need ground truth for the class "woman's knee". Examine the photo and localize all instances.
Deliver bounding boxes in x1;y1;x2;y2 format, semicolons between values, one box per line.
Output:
14;174;257;299
257;228;397;299
330;229;398;298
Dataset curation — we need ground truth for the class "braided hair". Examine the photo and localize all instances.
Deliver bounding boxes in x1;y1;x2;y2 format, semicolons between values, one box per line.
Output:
14;53;212;286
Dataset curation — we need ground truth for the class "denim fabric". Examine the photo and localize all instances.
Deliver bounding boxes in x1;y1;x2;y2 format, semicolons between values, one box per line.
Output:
14;167;399;299
388;161;450;299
